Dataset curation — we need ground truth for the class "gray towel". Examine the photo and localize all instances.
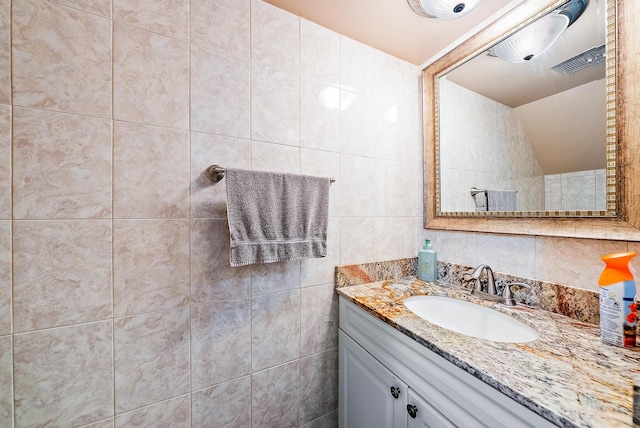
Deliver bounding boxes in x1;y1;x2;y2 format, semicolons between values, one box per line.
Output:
487;189;516;211
225;168;330;267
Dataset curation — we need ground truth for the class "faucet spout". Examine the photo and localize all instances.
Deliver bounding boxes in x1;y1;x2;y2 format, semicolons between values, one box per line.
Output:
469;264;497;295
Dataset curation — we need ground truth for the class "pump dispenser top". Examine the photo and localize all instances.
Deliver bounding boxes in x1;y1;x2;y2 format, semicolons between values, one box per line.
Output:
598;252;636;286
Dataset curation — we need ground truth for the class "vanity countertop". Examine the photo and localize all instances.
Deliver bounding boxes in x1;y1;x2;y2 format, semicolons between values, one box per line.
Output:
336;278;640;428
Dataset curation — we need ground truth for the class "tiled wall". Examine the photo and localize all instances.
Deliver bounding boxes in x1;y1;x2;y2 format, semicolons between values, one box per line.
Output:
544;169;607;211
439;79;544;212
0;0;423;426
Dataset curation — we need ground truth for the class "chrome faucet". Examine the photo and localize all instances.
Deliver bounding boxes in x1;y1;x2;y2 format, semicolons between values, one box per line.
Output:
468;264;497;295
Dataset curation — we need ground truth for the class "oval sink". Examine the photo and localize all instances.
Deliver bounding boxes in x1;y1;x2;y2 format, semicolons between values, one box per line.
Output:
403;295;539;343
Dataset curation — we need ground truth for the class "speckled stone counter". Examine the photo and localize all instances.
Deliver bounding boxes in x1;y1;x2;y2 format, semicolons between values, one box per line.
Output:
336;278;640;428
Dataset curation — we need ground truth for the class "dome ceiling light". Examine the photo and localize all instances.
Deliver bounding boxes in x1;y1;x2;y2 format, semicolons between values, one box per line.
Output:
492;0;590;63
407;0;483;20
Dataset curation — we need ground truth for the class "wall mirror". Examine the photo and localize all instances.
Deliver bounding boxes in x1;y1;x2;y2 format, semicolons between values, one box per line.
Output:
423;0;640;240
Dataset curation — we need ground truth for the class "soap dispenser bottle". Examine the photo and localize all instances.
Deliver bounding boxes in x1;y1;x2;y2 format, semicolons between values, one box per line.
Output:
598;251;637;348
418;239;437;282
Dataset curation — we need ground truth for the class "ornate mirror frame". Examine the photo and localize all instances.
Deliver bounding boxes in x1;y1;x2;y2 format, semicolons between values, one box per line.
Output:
423;0;640;240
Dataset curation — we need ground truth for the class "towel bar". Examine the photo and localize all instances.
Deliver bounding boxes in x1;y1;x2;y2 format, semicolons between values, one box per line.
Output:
205;164;335;184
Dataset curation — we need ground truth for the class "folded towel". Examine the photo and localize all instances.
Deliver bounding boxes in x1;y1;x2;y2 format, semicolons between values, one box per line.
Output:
225;168;330;267
487;189;516;211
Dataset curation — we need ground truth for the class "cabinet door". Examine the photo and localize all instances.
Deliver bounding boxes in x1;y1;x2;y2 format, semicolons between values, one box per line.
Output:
406;389;456;428
339;330;408;428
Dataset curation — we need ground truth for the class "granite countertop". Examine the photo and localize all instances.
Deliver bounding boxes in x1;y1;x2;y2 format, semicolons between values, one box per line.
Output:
336;277;640;428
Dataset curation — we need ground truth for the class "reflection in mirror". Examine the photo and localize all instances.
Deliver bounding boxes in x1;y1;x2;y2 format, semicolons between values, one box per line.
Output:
437;0;614;215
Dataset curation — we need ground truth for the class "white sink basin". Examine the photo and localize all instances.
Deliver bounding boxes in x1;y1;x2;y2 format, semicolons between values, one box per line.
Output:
403;295;539;343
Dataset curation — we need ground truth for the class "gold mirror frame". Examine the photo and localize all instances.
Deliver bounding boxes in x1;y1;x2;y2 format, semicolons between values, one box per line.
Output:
423;0;640;240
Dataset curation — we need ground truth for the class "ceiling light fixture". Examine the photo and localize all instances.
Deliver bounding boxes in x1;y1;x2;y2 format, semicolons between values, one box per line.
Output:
492;0;589;63
407;0;483;20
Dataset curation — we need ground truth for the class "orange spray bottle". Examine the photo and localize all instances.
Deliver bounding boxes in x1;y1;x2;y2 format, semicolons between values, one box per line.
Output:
598;252;637;348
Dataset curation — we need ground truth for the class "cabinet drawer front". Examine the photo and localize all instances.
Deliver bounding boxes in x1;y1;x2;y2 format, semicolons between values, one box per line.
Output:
407;388;456;428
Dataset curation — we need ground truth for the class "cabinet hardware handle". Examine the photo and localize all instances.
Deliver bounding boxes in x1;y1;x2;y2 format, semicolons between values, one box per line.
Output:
390;386;400;399
407;404;418;418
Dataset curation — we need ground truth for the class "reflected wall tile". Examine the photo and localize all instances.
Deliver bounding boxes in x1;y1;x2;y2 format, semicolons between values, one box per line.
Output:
252;360;300;428
252;290;300;371
535;236;627;292
50;0;111;17
190;0;250;56
190;44;250;138
113;220;190;317
191;299;251;390
300;19;340;85
13;321;113;427
113;122;189;219
115;394;190;428
114;23;188;129
0;336;12;427
192;376;251;428
476;233;535;279
340;155;375;217
302;411;338;428
340;36;375;97
190;132;251;219
0;105;9;219
190;219;251;304
114;0;187;40
340;217;375;265
301;217;340;287
0;222;10;335
301;284;338;356
300;82;340;152
250;0;299;72
300;348;338;425
252;261;300;295
0;0;9;104
114;308;190;413
12;0;111;117
12;107;112;219
13;220;112;332
252;141;300;174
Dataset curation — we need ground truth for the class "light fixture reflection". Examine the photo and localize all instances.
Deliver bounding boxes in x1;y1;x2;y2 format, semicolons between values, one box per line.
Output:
415;0;483;20
493;13;569;63
318;86;357;111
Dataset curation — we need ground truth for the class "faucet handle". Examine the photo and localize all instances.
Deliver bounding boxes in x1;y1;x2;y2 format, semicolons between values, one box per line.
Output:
503;282;533;306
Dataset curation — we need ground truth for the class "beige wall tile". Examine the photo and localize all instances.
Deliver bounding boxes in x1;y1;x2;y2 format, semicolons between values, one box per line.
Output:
190;44;250;138
300;81;341;152
115;394;190;427
251;0;298;72
113;0;188;40
252;290;300;372
192;377;251;427
0;0;9;104
190;132;251;219
476;233;536;279
191;300;251;390
301;411;338;428
190;219;251;304
113;220;189;317
0;222;10;335
191;0;250;56
0;336;12;427
13;321;114;427
340;155;375;217
251;141;300;174
114;308;190;413
12;108;112;219
13;220;112;332
300;19;340;86
301;218;341;287
340;217;375;265
629;242;640;273
113;122;189;219
251;261;301;295
535;236;628;292
299;348;338;425
113;23;188;129
12;0;111;117
252;360;300;428
79;419;114;428
301;283;338;356
50;0;111;17
0;105;9;219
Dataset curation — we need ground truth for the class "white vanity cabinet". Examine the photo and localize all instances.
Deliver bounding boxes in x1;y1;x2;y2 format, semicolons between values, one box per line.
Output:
338;297;557;428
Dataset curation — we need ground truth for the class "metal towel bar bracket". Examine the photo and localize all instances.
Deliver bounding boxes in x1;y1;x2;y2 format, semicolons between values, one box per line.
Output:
205;164;335;184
